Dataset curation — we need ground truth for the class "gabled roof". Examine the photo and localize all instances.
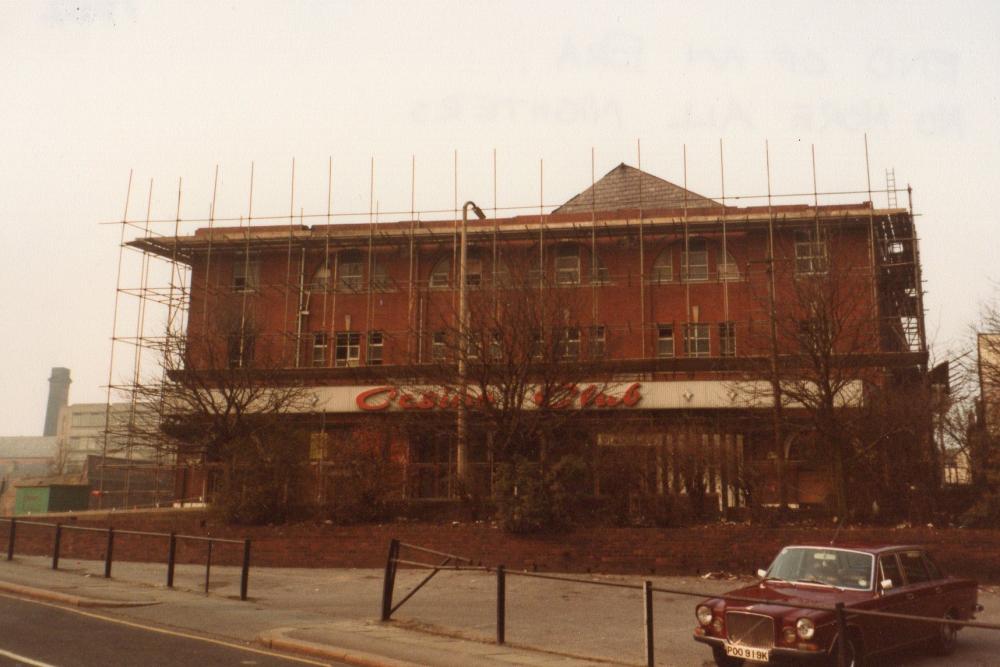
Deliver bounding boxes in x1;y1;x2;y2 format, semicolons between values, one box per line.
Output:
553;162;721;214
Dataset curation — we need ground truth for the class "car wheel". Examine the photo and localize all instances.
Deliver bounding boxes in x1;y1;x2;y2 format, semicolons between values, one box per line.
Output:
711;646;743;667
931;611;959;655
830;636;862;667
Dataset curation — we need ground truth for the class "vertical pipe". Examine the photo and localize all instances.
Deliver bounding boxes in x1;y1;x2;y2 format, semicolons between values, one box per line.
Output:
240;539;251;601
204;540;213;594
496;564;506;645
643;580;654;667
6;518;15;561
52;523;62;570
637;139;646;359
765;140;787;511
167;532;177;588
283;158;296;364
104;527;114;578
381;539;400;621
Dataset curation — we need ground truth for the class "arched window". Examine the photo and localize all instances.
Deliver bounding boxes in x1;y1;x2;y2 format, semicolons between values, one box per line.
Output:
338;250;363;291
719;249;740;281
681;239;708;282
429;256;450;289
310;261;332;290
651;248;673;284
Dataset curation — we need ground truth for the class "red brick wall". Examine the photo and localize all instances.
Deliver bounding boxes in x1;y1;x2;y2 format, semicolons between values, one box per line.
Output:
6;512;1000;582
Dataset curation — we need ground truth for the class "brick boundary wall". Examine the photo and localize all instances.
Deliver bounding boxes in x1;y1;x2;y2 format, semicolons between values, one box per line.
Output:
5;512;1000;582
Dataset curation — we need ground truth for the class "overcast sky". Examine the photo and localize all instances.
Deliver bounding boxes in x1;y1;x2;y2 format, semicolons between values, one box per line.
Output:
2;1;998;435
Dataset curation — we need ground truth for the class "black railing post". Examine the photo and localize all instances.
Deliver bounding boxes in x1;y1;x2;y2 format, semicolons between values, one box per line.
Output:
166;532;177;588
239;539;251;601
381;538;400;621
497;564;506;645
51;523;62;570
104;527;114;578
643;580;654;667
6;518;15;561
836;602;847;667
204;540;213;593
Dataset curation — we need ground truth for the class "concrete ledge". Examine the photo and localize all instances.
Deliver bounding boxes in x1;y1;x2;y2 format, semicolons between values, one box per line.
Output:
0;579;158;608
258;627;422;667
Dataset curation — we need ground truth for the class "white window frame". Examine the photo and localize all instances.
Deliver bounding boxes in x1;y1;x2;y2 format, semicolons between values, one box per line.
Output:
431;331;447;362
657;324;674;358
232;256;260;292
335;332;361;367
555;245;580;285
684;323;710;358
339;252;363;291
719;322;736;357
795;229;828;275
311;332;328;367
590;325;606;359
367;331;383;366
719;250;740;282
561;327;581;360
682;239;708;282
429;258;450;289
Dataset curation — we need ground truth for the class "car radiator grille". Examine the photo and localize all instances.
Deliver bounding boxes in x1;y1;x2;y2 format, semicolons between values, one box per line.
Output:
725;612;775;649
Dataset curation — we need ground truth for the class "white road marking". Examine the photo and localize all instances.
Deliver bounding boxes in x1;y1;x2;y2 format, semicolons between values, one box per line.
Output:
0;647;57;667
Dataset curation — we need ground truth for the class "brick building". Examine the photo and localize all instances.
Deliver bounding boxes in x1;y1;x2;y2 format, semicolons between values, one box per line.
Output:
129;163;927;511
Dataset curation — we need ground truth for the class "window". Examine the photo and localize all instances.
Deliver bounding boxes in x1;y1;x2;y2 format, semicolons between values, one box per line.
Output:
555;245;580;285
309;432;331;461
429;257;450;289
795;229;828;275
898;550;930;585
367;331;383;366
684;323;710;357
682;239;708;282
334;332;360;367
561;327;580;360
465;255;483;287
657;324;674;358
590;325;606;359
879;554;903;589
232;256;259;292
591;255;611;285
530;330;544;360
431;331;447;361
311;262;332;290
489;331;503;362
652;248;673;284
227;332;255;368
339;251;363;291
719;322;735;357
719;250;740;281
371;261;390;291
311;332;328;367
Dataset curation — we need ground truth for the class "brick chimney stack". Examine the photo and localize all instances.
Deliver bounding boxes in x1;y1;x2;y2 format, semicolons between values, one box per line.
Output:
43;367;71;436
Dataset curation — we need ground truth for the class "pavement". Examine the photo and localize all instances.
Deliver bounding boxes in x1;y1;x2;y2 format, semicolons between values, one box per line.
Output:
0;554;997;666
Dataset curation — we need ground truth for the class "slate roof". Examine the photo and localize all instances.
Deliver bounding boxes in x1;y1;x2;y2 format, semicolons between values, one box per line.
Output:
553;163;721;215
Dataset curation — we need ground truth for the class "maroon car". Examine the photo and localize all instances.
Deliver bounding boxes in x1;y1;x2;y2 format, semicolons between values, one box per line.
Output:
693;545;980;666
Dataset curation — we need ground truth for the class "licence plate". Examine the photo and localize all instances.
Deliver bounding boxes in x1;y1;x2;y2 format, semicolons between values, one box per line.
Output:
725;643;771;662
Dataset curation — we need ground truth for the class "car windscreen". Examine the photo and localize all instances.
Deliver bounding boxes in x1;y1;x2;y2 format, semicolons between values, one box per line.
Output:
767;548;873;590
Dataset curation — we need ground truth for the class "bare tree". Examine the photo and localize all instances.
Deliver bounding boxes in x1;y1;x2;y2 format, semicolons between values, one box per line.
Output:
741;231;886;519
409;256;625;530
118;305;315;523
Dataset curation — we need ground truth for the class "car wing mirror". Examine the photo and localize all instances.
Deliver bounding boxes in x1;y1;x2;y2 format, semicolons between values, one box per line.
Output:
757;568;768;578
880;578;893;592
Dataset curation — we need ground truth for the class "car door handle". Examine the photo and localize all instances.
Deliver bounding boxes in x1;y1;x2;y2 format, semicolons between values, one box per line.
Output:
906;593;915;601
935;586;943;594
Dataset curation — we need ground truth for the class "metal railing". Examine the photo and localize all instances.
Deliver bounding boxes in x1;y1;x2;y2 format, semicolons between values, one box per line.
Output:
380;538;1000;667
0;517;252;601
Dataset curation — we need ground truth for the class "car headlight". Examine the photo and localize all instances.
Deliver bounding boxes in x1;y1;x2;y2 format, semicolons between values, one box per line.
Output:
696;605;714;626
796;618;815;640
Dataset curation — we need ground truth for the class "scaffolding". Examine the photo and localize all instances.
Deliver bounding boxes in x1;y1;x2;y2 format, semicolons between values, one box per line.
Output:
100;138;927;507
